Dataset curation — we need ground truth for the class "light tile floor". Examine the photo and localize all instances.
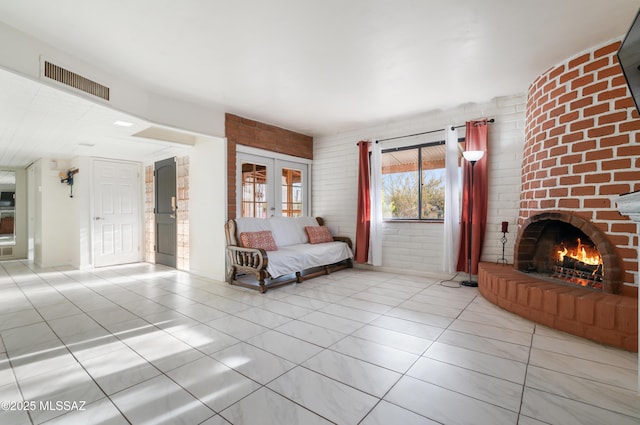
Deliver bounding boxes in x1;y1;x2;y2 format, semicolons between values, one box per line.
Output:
0;261;638;425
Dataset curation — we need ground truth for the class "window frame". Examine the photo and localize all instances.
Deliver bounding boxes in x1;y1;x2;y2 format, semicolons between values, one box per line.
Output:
381;139;458;223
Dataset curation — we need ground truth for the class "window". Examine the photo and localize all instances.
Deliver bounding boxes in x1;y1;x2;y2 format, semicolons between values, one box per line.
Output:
381;141;463;221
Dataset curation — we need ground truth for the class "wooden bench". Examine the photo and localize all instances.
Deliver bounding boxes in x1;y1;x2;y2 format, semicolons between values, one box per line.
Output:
224;217;353;293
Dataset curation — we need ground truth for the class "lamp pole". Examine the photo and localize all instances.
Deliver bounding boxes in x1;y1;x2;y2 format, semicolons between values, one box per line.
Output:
461;150;484;287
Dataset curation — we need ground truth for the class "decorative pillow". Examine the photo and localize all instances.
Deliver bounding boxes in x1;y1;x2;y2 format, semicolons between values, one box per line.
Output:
240;231;278;251
305;226;334;244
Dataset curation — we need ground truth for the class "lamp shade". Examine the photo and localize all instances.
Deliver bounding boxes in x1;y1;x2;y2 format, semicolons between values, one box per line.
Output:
463;150;484;162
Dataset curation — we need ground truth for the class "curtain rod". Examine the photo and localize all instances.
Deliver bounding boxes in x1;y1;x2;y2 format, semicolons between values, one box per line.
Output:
358;118;495;145
450;118;495;131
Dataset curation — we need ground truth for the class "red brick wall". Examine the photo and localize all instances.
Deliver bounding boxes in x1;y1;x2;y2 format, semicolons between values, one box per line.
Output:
225;113;313;219
522;40;640;289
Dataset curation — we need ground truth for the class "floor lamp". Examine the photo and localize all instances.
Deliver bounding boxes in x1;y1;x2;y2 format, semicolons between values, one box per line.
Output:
461;150;484;287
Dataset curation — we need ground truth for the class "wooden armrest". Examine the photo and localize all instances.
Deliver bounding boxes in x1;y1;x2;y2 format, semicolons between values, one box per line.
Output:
227;245;269;271
332;236;353;249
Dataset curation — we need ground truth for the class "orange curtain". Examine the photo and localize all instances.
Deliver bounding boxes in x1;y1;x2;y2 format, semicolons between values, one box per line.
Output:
456;121;489;274
355;141;370;263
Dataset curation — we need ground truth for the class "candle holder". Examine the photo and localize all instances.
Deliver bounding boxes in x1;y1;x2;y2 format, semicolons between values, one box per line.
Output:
498;221;508;265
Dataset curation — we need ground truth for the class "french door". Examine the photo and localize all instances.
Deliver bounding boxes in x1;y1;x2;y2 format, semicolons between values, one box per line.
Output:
237;152;309;218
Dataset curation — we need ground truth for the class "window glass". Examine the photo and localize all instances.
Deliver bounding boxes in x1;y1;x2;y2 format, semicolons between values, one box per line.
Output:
381;141;461;221
421;144;446;220
281;168;303;217
382;149;419;219
241;162;267;218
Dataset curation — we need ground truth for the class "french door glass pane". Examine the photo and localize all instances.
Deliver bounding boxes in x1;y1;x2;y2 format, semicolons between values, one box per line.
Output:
281;168;302;217
241;162;268;218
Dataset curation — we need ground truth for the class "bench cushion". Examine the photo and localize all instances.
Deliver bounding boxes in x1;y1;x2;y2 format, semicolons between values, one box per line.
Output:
266;241;353;278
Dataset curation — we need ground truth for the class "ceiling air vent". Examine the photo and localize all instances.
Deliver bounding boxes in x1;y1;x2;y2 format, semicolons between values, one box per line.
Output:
43;61;110;101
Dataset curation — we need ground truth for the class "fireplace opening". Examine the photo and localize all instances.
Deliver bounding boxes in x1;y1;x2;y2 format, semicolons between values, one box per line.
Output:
528;222;604;290
515;212;623;294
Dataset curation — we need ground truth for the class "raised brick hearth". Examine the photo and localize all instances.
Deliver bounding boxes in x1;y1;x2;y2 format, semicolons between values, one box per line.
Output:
478;262;637;351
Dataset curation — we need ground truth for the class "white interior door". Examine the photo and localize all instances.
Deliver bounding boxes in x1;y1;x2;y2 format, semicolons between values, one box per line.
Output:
92;159;141;267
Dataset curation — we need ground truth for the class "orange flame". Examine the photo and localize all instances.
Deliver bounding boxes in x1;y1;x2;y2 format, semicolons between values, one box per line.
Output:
556;238;602;266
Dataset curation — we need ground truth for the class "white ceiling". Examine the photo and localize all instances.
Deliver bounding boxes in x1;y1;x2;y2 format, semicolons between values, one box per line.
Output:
0;69;194;167
0;0;638;167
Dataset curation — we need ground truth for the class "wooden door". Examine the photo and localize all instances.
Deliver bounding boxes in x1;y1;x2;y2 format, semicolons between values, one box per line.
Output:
154;157;177;267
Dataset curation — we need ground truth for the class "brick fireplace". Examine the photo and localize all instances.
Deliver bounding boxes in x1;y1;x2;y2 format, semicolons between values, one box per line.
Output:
479;39;639;351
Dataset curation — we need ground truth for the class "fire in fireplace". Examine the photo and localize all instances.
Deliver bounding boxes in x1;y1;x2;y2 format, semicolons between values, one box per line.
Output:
515;212;623;294
551;237;604;289
524;220;605;290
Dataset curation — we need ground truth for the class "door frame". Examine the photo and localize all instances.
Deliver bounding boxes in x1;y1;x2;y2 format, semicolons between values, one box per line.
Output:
90;158;144;267
236;146;312;217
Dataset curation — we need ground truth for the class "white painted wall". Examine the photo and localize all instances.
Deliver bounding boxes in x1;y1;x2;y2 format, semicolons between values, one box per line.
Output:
30;158;74;267
313;95;526;277
188;136;227;281
29;163;41;262
13;168;27;259
69;156;92;269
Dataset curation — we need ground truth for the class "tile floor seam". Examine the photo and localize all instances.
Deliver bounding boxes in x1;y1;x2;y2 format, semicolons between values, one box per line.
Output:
516;322;537;421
